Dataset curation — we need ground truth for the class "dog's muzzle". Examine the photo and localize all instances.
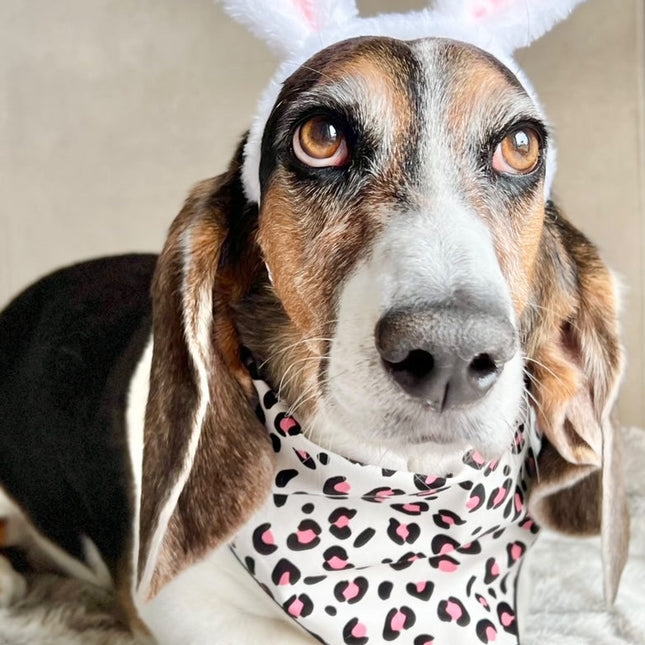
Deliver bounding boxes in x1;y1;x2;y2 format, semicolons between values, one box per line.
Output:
375;305;518;411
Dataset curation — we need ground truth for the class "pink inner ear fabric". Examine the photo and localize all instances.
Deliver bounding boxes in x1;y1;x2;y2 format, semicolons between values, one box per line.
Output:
472;0;515;20
294;0;319;30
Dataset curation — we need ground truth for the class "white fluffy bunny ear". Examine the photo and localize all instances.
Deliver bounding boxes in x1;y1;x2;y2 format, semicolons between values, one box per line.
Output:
432;0;587;53
218;0;359;58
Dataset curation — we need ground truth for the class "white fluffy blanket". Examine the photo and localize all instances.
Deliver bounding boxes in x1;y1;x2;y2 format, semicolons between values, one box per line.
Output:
1;427;644;645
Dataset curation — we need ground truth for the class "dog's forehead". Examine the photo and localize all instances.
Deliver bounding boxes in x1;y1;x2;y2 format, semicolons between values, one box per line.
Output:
279;36;535;117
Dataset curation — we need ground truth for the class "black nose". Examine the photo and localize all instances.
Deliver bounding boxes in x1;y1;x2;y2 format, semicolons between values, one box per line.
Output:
375;306;517;411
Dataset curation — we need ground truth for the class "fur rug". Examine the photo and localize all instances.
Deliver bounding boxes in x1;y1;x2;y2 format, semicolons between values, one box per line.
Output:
1;427;644;645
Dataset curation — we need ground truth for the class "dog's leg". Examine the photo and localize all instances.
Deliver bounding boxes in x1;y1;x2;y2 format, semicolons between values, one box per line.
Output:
0;519;27;607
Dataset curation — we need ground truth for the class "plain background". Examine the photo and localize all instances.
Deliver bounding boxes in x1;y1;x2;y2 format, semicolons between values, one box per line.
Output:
1;0;643;426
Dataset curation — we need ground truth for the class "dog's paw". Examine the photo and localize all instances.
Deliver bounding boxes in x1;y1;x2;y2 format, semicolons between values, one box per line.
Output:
0;555;27;608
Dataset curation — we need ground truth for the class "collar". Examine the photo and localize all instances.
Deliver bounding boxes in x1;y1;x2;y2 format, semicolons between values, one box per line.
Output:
231;373;541;645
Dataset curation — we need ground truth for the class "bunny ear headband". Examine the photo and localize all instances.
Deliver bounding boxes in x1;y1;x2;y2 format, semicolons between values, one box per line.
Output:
218;0;587;204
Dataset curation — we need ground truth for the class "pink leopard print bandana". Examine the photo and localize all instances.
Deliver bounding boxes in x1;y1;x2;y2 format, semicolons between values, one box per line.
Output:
231;372;541;645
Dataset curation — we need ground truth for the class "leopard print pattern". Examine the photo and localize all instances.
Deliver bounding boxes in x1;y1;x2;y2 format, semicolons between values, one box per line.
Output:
230;371;541;645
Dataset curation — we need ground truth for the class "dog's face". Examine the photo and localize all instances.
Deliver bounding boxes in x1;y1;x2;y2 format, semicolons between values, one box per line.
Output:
257;37;546;467
138;35;625;601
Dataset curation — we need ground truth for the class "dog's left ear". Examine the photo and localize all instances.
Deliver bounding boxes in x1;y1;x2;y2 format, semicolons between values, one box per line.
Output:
525;205;628;603
136;143;274;599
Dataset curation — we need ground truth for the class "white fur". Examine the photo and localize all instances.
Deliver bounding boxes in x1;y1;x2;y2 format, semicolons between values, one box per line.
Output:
126;337;152;599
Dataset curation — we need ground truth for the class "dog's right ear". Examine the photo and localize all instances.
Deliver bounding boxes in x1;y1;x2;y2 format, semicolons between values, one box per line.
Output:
136;143;274;599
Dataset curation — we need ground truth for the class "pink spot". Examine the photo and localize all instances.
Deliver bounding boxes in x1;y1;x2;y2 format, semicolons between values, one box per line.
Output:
471;451;486;465
288;598;304;617
261;529;274;545
335;481;351;494
440;543;455;555
493;487;507;506
278;572;291;586
391;610;406;632
297;449;309;460
327;556;348;570
466;496;481;510
396;524;410;541
352;623;367;639
343;582;360;601
376;489;394;501
478;596;489;608
297;529;317;544
515;493;523;512
446;600;463;621
426;475;439;485
511;544;523;561
402;503;420;513
491;562;500;576
441;514;455;526
416;581;427;593
522;520;534;532
501;611;515;627
280;417;298;434
486;626;498;641
334;515;350;528
438;559;458;573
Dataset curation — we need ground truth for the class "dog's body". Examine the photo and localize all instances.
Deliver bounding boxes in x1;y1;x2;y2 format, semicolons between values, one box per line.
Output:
0;27;627;645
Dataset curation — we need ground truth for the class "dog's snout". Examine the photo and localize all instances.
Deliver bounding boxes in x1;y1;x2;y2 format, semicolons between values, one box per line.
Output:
375;306;518;411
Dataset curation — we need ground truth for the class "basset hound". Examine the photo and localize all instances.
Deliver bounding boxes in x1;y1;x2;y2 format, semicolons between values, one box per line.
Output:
0;29;627;645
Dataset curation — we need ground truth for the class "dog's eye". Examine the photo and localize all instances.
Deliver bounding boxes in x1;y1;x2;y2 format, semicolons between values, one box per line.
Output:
492;127;541;175
293;116;349;168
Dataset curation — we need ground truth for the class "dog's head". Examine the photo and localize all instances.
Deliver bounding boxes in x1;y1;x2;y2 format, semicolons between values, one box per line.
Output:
136;0;626;607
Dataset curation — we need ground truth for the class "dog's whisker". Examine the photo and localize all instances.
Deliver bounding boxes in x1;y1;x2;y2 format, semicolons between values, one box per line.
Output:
522;355;565;386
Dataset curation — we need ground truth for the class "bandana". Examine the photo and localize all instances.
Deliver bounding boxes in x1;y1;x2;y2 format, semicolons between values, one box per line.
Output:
231;373;541;645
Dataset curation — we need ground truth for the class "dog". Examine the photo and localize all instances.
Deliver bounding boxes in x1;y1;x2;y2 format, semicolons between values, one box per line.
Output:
0;10;628;645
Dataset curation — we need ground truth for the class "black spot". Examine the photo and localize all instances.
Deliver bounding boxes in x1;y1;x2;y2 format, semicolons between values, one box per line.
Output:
383;606;416;641
378;581;393;600
252;523;277;555
406;580;434;601
476;619;498;643
437;596;470;626
304;575;327;585
353;528;375;548
275;469;299;488
263;390;278;409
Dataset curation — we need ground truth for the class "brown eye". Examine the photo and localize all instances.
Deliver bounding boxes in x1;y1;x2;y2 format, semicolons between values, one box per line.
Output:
293;116;349;168
492;127;541;175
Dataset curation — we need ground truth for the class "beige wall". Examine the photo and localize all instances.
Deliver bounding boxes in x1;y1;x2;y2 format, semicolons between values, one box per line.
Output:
1;1;643;425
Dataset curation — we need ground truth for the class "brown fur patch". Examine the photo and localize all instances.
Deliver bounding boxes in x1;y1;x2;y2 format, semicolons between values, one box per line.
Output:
442;42;546;315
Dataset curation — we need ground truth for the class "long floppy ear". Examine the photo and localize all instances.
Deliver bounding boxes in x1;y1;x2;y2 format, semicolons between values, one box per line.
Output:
525;203;627;603
137;143;274;599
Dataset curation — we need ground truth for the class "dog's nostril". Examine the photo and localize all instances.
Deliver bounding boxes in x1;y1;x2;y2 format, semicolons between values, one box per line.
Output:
468;353;499;380
386;349;435;380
